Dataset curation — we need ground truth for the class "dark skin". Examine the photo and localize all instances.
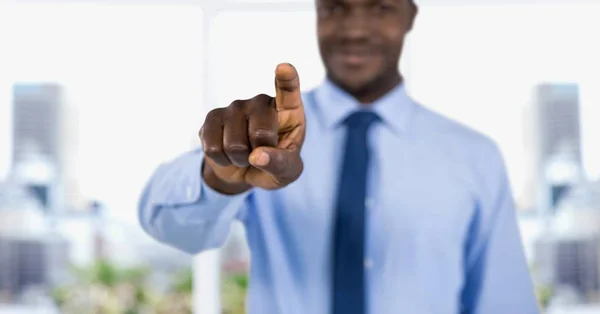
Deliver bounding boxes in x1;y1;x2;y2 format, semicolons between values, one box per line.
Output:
318;0;417;103
200;0;417;194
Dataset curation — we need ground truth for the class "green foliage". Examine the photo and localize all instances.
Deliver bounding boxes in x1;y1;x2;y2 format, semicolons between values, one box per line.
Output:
529;262;553;310
52;259;250;314
52;259;191;314
172;268;194;294
535;285;553;309
70;259;150;288
221;272;249;314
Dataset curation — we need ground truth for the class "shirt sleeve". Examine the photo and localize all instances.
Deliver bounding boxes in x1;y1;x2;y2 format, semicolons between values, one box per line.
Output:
461;141;540;314
138;149;250;255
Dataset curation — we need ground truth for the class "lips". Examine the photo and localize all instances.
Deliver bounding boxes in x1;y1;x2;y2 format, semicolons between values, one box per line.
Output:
333;48;377;67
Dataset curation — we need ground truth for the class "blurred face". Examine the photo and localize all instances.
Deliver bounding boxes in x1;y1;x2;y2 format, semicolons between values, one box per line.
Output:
317;0;417;94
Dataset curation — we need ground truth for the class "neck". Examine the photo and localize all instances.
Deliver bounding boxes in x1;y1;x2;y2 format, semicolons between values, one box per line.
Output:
333;72;403;105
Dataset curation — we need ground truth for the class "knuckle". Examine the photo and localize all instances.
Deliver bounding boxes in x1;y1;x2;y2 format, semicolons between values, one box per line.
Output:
203;145;223;157
224;143;249;156
229;99;246;111
250;128;277;144
206;108;224;120
254;93;271;101
277;76;299;92
251;94;274;109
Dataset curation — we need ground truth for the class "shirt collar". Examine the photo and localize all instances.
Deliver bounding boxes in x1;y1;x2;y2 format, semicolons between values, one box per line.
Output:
311;78;415;134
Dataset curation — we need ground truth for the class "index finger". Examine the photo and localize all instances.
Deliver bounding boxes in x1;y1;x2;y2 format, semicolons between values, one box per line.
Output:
274;63;302;111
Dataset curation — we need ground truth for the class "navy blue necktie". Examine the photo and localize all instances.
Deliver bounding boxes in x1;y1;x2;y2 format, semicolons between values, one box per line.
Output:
333;111;379;314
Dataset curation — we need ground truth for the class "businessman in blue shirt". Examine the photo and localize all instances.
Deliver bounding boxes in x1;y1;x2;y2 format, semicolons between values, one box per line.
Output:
139;0;539;313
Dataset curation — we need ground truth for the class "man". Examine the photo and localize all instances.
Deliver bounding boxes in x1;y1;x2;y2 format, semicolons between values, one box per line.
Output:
138;0;539;313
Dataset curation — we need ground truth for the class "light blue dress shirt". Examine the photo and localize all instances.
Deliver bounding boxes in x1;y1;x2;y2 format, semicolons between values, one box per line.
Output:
138;80;539;314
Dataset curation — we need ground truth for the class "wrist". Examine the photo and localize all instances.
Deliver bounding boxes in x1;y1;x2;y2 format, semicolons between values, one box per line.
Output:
202;161;251;195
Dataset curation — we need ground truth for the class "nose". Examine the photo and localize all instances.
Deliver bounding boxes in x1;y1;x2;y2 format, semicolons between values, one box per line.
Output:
340;10;372;40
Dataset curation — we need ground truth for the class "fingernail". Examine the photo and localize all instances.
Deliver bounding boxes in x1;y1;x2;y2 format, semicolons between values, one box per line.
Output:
251;151;270;166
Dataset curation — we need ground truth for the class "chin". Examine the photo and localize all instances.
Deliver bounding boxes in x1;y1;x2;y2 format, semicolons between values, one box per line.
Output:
330;72;378;94
327;62;382;90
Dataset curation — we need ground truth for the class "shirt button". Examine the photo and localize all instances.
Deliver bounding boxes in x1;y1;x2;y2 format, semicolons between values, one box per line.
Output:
364;258;373;269
365;198;374;209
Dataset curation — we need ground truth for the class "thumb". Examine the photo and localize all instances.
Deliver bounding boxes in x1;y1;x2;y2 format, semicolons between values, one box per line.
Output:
247;146;303;186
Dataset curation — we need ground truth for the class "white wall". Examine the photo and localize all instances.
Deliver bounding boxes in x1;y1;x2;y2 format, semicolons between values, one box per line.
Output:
405;3;600;206
209;10;322;111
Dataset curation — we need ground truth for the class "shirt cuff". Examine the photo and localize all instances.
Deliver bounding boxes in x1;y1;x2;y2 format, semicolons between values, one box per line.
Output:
152;149;249;220
198;177;250;221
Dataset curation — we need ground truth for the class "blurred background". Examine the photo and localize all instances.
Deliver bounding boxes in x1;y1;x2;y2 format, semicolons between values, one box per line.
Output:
0;0;599;313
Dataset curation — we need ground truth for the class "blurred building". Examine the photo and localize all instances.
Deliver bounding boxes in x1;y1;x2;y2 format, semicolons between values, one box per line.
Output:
533;179;600;305
535;236;599;304
535;84;582;171
526;83;584;213
11;83;83;212
0;182;69;303
10;145;58;214
12;84;62;170
554;180;600;236
0;182;47;235
0;235;69;304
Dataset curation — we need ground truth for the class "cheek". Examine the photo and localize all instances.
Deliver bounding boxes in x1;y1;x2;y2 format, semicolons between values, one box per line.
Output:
384;34;405;56
316;23;336;44
316;35;332;54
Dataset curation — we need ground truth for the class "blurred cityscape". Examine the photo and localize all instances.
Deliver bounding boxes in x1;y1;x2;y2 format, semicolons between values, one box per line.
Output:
1;1;600;314
0;84;196;312
523;84;600;310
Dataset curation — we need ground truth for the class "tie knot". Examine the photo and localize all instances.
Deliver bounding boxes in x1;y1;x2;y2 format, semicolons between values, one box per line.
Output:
344;111;380;129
